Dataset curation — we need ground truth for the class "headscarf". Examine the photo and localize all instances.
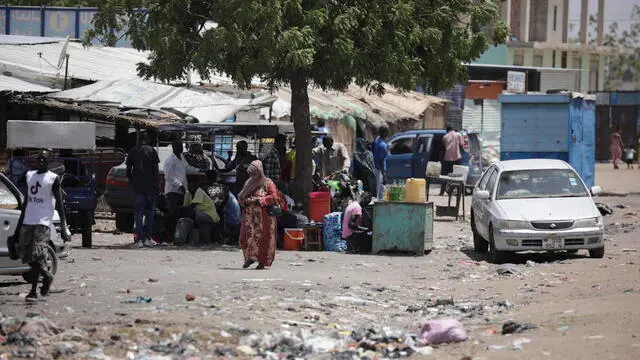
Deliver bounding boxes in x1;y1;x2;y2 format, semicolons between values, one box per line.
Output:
353;138;376;192
353;138;375;174
238;160;267;201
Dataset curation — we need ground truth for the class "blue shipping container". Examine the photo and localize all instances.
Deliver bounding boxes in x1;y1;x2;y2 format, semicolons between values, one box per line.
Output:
499;93;596;187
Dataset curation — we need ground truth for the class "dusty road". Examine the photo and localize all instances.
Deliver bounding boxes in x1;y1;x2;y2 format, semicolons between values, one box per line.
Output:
1;194;639;359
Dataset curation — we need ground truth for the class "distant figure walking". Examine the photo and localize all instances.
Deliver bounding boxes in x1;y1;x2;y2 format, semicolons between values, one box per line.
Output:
126;133;160;248
238;160;278;270
611;128;623;169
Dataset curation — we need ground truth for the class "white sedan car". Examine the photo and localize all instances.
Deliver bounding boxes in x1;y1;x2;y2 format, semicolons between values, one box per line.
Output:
470;159;604;263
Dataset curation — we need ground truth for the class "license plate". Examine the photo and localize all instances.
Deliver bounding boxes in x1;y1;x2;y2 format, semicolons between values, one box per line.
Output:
544;238;563;249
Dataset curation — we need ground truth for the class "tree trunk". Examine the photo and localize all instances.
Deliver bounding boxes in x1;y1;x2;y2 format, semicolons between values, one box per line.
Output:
290;72;312;210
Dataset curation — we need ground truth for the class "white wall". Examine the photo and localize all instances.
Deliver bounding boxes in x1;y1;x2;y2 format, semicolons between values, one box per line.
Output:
546;0;565;44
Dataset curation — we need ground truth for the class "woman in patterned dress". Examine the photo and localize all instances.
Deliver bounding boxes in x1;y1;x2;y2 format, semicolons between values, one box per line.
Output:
238;160;278;269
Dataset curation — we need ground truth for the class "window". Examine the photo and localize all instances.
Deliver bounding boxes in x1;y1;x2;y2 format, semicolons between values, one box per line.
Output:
486;170;499;196
496;169;588;200
389;137;415;155
513;54;524;66
478;167;495;191
553;6;558;31
416;136;432;154
0;181;20;210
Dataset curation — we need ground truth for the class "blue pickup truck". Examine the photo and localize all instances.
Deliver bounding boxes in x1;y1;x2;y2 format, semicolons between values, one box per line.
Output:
384;130;483;188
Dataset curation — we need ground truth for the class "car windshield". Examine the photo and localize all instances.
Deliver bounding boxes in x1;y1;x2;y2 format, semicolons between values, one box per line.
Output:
496;169;588;200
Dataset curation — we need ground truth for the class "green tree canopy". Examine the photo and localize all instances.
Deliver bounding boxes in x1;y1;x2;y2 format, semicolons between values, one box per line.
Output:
88;0;507;200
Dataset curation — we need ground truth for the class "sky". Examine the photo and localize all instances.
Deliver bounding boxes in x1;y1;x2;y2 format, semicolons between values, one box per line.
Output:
567;0;640;36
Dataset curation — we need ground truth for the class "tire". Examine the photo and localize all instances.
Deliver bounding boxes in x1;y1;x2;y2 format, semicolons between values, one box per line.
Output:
115;212;135;233
471;211;488;253
81;211;93;248
589;246;605;258
487;225;508;264
22;244;58;283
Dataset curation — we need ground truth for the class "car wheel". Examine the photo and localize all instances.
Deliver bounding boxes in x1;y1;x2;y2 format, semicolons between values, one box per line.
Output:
115;212;135;233
471;211;488;253
22;244;58;283
81;211;93;248
589;246;605;258
487;225;508;264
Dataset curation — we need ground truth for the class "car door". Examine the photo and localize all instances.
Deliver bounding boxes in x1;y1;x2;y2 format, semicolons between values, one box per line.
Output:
0;174;23;268
413;134;433;178
472;166;497;238
385;135;417;181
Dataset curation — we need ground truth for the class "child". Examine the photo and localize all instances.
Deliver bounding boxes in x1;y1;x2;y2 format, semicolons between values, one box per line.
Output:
624;147;636;169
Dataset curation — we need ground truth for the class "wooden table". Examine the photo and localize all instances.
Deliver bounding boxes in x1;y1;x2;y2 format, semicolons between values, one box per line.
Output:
425;175;466;220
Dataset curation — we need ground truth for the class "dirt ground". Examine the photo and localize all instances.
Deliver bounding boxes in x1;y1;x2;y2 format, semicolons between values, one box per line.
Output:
1;172;639;359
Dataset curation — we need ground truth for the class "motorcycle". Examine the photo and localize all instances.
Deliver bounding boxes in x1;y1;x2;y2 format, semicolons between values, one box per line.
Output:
313;170;360;212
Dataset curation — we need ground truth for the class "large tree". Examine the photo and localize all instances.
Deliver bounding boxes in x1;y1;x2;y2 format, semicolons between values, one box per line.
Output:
88;0;507;201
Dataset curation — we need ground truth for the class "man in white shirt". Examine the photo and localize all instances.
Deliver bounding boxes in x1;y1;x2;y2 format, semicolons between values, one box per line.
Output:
164;140;189;242
13;150;70;301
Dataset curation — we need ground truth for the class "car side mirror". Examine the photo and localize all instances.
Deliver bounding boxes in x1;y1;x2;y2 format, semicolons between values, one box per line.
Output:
590;186;602;196
476;190;491;200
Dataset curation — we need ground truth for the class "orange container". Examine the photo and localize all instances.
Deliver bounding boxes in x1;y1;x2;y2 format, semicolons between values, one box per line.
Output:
284;228;304;251
308;192;331;222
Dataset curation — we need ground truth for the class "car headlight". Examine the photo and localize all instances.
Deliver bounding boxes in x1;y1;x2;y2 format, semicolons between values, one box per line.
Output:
496;220;530;230
574;217;602;228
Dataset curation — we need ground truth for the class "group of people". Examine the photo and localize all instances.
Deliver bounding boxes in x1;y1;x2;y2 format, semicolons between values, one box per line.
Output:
610;128;639;170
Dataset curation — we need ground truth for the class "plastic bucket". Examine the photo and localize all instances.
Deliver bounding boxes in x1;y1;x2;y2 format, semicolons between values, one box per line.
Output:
284;228;304;251
309;192;331;222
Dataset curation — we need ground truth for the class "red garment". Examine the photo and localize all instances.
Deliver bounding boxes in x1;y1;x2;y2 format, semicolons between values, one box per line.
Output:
239;179;278;266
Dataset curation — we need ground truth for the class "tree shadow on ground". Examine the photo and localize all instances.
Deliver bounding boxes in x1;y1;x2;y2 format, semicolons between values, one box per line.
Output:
460;248;590;264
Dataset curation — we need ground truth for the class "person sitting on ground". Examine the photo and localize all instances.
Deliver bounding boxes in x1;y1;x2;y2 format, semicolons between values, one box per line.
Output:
190;181;221;244
341;192;373;253
312;136;351;178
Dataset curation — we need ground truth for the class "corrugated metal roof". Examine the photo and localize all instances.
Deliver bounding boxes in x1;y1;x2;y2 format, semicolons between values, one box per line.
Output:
267;85;448;127
0;75;58;92
0;39;237;86
49;78;277;123
0;34;68;45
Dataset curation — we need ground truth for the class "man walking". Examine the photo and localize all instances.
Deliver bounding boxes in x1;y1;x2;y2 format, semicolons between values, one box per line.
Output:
372;127;389;199
441;126;463;195
12;150;71;301
163;139;189;241
126;132;160;248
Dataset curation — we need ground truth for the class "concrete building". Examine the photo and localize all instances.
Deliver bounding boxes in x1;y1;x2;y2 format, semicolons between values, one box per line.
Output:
476;0;617;93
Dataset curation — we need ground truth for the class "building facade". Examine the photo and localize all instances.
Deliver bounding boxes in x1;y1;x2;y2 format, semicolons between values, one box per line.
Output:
476;0;616;93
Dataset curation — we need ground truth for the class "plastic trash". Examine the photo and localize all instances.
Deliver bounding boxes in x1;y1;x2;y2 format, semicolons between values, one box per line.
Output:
502;321;536;335
496;263;522;276
419;319;468;345
121;297;152;304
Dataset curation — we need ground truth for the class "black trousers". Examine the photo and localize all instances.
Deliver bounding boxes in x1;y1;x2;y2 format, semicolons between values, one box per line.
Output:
165;192;184;241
